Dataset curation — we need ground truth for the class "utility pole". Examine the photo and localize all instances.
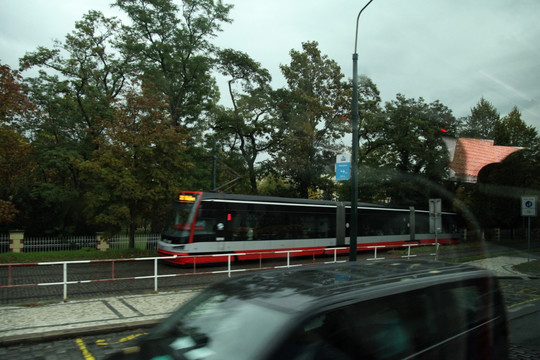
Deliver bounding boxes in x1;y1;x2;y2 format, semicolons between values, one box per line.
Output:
350;0;374;261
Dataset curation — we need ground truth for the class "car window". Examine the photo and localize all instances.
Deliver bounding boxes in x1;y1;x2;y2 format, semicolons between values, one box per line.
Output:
152;289;290;360
268;279;501;360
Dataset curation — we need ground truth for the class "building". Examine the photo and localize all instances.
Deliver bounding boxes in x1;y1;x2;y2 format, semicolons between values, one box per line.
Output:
443;137;523;183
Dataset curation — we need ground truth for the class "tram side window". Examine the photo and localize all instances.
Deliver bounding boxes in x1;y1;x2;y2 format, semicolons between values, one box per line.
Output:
256;205;297;240
300;212;333;239
199;202;336;242
227;203;261;241
441;214;459;234
193;202;223;242
359;213;408;236
415;212;430;234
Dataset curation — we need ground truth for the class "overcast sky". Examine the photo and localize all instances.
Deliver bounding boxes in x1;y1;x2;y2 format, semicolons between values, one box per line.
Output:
2;0;540;130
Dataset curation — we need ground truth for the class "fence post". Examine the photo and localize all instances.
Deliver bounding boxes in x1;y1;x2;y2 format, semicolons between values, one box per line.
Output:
63;262;68;302
227;254;233;277
154;258;158;292
96;233;110;251
9;230;24;253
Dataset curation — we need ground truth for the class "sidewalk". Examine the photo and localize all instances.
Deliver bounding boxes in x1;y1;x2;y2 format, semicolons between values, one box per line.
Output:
0;290;199;346
0;254;536;347
465;255;534;278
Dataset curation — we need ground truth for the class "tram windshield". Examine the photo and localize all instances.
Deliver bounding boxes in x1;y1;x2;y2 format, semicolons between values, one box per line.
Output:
162;193;199;244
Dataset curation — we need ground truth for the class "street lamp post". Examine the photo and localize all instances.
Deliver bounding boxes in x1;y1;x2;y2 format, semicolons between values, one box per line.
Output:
350;0;374;261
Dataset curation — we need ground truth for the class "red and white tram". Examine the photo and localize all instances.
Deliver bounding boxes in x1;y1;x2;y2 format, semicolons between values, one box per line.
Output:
158;191;460;265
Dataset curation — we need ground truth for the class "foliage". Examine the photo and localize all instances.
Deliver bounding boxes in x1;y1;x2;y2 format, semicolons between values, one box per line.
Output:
460;97;500;139
494;106;539;147
213;48;279;193
272;41;349;198
0;126;34;224
78;81;189;245
16;11;133;236
358;94;454;206
0;65;36;227
113;0;232;129
471;149;540;230
455;104;540;232
0;64;34;128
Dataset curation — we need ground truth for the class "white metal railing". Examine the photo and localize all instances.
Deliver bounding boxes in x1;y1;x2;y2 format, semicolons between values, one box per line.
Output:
0;243;439;302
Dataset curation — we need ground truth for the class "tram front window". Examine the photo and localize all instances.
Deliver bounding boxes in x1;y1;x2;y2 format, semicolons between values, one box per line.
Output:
162;201;197;244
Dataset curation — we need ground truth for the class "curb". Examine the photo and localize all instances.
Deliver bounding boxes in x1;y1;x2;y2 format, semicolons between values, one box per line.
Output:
0;319;160;347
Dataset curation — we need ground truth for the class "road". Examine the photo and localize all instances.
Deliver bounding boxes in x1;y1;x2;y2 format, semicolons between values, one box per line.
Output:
1;278;540;359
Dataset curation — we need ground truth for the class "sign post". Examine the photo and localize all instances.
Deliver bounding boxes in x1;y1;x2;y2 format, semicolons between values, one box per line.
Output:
429;199;441;260
521;196;537;262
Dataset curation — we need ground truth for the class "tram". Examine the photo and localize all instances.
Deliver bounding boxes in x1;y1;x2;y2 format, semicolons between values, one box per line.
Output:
157;191;460;265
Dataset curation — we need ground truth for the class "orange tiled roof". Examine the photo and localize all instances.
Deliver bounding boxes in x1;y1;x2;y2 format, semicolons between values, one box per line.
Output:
449;138;522;178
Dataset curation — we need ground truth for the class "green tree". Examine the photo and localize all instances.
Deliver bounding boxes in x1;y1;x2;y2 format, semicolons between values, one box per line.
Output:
472;148;540;232
0;63;34;129
0;64;36;227
493;106;539;147
19;11;132;235
360;94;454;205
461;97;499;139
274;41;349;198
113;0;232;130
464;106;540;234
79;82;189;246
213;49;280;194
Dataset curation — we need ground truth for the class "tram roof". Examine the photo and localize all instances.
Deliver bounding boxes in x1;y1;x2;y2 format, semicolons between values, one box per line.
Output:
209;260;490;314
197;191;387;209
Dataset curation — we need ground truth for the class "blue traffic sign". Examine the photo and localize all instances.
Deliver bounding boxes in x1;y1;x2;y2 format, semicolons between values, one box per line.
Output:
336;162;350;181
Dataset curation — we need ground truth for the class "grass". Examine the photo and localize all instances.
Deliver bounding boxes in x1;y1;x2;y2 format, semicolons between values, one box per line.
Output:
514;259;540;275
0;248;157;264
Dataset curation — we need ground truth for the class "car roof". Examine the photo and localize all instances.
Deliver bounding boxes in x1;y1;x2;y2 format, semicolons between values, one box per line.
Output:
210;260;493;314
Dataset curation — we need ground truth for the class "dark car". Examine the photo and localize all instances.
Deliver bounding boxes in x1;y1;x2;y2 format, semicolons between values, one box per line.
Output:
107;260;509;360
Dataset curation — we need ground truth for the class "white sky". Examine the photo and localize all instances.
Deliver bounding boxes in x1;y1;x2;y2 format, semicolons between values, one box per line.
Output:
2;0;540;129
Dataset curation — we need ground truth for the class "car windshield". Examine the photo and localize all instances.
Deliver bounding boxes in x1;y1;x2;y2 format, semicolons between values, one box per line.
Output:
145;288;290;360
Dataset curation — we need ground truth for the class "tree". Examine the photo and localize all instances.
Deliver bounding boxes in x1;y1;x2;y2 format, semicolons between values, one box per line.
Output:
464;106;540;234
360;94;454;205
493;106;539;148
18;11;134;235
213;49;280;194
0;127;35;227
113;0;232;130
21;11;132;141
273;41;349;198
0;63;34;128
79;81;189;246
461;97;499;139
0;64;36;228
